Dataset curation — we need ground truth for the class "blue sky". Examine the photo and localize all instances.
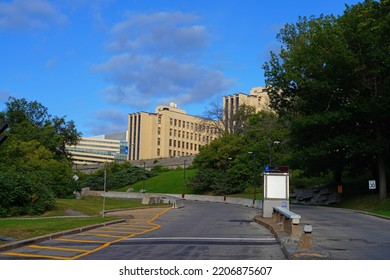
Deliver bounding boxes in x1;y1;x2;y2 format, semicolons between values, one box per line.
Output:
0;0;362;136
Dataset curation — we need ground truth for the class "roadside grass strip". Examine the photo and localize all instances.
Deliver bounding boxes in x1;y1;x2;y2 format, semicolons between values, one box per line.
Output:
1;207;171;260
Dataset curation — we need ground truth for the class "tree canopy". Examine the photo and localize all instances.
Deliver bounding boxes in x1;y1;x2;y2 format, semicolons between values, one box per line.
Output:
0;97;82;216
263;0;390;198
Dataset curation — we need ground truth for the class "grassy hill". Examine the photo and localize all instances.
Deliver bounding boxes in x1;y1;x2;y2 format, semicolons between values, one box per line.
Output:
116;168;197;194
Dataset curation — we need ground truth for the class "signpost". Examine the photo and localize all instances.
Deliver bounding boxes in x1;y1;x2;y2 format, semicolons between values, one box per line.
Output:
368;180;376;190
369;180;376;195
262;166;290;218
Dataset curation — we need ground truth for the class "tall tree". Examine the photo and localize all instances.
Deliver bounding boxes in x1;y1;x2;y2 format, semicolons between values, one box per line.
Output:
263;0;390;198
1;97;82;160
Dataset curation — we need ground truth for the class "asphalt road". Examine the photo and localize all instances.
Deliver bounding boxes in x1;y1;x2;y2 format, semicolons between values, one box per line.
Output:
81;200;286;260
291;205;390;260
2;201;388;260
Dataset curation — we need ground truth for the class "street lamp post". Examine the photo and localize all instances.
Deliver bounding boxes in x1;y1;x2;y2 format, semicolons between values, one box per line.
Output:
248;152;256;206
182;160;187;198
269;141;281;166
224;157;232;201
143;161;146;191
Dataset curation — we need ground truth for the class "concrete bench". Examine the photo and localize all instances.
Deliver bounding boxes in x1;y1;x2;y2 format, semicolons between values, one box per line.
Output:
272;206;301;239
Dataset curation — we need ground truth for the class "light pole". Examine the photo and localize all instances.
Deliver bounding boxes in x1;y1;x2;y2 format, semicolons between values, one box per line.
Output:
143;161;146;191
248;151;256;206
102;170;107;218
224;157;232;201
182;160;187;198
269;140;280;166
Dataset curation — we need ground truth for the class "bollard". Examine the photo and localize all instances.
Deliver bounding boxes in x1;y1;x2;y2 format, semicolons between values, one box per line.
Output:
297;224;314;250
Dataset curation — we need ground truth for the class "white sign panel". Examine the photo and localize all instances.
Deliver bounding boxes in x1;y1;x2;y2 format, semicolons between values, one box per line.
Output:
368;180;376;190
265;174;288;199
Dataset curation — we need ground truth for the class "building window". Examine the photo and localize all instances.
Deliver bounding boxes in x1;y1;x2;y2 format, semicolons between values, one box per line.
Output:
157;148;160;157
158;127;161;135
170;118;173;126
178;120;181;127
169;139;172;146
170;129;172;136
174;119;177;126
157;138;161;145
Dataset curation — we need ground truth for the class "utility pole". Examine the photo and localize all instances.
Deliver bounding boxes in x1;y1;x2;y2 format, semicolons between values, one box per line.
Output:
102;170;107;218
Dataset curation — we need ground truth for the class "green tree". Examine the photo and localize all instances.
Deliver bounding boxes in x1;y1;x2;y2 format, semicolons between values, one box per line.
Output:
0;97;83;215
263;0;390;198
189;111;289;195
1;97;82;160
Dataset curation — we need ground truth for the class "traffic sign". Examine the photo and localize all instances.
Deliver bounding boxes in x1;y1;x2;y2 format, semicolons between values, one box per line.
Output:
368;180;376;190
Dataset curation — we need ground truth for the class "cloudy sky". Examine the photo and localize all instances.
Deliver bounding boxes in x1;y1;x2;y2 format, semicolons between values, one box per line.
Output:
0;0;361;136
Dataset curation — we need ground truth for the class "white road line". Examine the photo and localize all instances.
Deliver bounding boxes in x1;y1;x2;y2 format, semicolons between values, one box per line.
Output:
127;237;276;242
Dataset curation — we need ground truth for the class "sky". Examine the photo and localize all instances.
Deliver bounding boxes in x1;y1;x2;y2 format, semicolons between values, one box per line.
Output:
0;0;363;137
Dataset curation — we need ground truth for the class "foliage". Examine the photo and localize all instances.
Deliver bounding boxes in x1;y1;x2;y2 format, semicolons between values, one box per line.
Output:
0;97;82;216
78;162;157;191
263;0;390;198
189;111;289;195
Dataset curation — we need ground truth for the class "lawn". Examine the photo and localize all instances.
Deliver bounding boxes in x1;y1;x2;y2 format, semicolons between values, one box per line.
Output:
116;169;197;194
0;217;116;243
42;197;147;216
333;194;390;217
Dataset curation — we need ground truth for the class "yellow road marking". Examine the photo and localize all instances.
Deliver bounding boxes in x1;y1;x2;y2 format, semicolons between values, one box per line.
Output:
2;252;68;260
1;207;172;260
70;207;171;260
28;245;89;253
78;233;124;238
55;238;107;244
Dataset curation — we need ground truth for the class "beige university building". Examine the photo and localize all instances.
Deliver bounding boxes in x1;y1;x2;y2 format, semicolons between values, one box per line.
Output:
67;86;270;164
127;86;270;161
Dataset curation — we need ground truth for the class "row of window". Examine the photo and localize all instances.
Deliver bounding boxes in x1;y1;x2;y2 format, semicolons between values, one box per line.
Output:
165;129;215;142
155;148;194;158
157;115;219;135
167;139;202;151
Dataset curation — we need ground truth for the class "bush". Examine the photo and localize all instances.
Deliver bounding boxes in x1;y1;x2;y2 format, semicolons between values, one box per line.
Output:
0;171;55;217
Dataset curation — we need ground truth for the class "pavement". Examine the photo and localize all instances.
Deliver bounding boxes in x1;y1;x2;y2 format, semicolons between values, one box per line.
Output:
3;204;387;260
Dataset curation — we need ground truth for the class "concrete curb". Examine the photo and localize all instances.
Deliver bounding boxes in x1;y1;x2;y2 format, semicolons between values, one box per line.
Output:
254;215;330;260
0;219;126;252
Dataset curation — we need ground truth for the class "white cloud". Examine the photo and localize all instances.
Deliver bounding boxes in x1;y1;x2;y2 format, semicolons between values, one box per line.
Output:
87;108;128;136
92;11;234;109
0;0;68;31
